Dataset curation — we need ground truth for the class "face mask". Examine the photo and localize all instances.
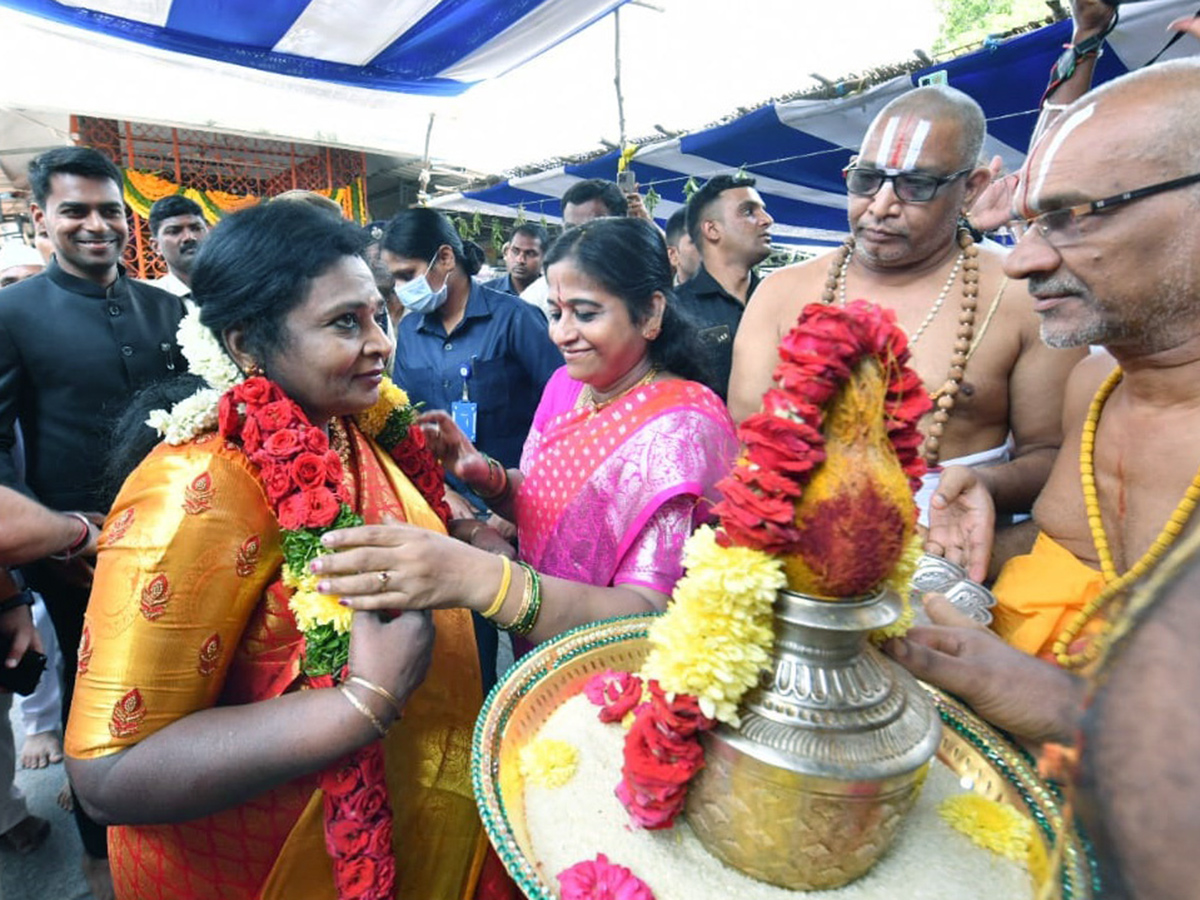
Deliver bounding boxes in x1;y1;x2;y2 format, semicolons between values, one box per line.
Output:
397;253;448;314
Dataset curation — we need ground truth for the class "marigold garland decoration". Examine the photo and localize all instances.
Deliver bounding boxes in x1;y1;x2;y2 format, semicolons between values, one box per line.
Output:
642;526;782;725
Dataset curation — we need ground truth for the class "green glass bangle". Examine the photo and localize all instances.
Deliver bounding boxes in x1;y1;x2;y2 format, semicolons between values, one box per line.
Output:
508;562;543;636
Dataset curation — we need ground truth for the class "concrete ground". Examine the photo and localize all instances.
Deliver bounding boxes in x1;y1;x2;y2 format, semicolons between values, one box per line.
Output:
2;706;92;900
0;633;514;900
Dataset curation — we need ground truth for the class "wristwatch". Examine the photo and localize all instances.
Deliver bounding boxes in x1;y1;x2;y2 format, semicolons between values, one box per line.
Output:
1051;32;1104;85
0;589;36;615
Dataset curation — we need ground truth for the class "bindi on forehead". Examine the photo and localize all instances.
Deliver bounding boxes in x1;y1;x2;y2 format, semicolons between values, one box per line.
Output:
871;115;933;170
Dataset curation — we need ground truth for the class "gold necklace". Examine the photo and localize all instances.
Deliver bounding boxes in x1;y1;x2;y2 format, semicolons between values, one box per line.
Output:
577;366;659;414
1053;366;1200;668
328;418;358;501
822;229;979;467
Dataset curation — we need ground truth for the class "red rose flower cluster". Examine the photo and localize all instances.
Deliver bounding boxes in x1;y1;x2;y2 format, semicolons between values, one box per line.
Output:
557;853;657;900
319;743;396;900
386;423;452;525
584;669;644;724
218;377;349;530
713;300;929;553
615;681;714;830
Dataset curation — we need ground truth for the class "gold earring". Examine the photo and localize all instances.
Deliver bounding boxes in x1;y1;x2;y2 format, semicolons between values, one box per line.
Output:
245;362;263;378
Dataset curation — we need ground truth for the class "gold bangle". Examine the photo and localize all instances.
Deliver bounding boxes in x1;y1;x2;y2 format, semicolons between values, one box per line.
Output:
508;562;543;636
495;563;532;633
338;684;388;739
345;675;404;720
482;555;512;619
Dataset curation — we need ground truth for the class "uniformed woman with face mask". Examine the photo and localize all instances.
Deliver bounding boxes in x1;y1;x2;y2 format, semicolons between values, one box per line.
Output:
380;207;563;690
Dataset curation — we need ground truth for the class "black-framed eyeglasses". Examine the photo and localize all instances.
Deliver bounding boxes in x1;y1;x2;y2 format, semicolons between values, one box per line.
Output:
843;165;974;202
1009;171;1200;245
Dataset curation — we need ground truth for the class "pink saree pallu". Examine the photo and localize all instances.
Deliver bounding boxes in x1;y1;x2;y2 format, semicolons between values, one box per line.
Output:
515;368;737;594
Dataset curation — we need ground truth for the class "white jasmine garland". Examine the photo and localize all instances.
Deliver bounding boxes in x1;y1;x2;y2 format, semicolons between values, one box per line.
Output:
146;388;223;445
176;305;241;390
146;306;244;445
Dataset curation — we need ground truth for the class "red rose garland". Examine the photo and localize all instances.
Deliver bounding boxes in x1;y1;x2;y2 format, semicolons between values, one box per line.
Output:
713;300;929;554
603;301;929;833
218;375;450;900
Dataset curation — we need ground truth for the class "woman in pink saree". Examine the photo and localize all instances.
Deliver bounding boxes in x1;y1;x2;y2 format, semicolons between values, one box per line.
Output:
313;218;738;644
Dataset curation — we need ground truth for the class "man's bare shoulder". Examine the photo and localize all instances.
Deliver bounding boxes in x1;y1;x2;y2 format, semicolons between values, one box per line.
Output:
752;253;832;316
1063;350;1117;421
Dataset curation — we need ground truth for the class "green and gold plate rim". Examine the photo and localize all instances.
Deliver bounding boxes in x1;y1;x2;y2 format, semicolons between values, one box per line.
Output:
470;614;1098;900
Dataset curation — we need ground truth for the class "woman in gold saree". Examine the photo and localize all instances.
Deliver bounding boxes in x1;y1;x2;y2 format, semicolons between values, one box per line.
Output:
64;202;494;900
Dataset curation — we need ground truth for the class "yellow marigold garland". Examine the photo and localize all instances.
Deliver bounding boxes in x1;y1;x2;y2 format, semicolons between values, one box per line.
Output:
355;380;410;437
282;567;352;635
869;531;923;643
642;526;784;725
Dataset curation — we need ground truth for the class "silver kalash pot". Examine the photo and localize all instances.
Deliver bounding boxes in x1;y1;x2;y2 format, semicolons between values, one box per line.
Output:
685;586;941;890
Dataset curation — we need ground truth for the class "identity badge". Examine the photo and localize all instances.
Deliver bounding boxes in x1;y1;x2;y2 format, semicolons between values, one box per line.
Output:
451;400;478;442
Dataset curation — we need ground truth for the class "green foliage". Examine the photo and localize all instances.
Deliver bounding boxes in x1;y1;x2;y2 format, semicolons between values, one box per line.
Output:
933;0;1047;55
301;622;348;677
281;504;361;572
514;203;527;226
491;222;505;257
682;176;700;202
644;186;660;217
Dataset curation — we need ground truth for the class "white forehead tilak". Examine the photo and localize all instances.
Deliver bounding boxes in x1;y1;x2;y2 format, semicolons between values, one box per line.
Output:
872;116;933;170
1030;103;1096;205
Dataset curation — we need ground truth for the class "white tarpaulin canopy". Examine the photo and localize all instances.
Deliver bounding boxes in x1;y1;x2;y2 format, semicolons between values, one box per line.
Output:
428;0;1200;247
0;0;628;190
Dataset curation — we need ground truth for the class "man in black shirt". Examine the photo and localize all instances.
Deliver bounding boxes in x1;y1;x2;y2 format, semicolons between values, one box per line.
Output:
674;174;773;398
0;146;185;898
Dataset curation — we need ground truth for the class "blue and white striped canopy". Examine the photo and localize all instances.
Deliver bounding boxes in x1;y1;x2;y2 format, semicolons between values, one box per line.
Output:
430;0;1200;247
0;0;627;95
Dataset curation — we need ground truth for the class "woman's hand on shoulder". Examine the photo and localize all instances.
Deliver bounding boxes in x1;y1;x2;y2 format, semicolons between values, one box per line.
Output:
313;518;498;613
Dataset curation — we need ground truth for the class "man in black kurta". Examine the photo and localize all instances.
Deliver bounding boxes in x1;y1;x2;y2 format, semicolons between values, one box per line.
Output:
0;146;184;891
673;174;774;399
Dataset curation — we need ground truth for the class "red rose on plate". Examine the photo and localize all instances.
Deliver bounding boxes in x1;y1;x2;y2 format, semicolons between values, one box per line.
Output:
647;682;715;738
557;853;656;900
584;670;644;723
291;452;330;491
